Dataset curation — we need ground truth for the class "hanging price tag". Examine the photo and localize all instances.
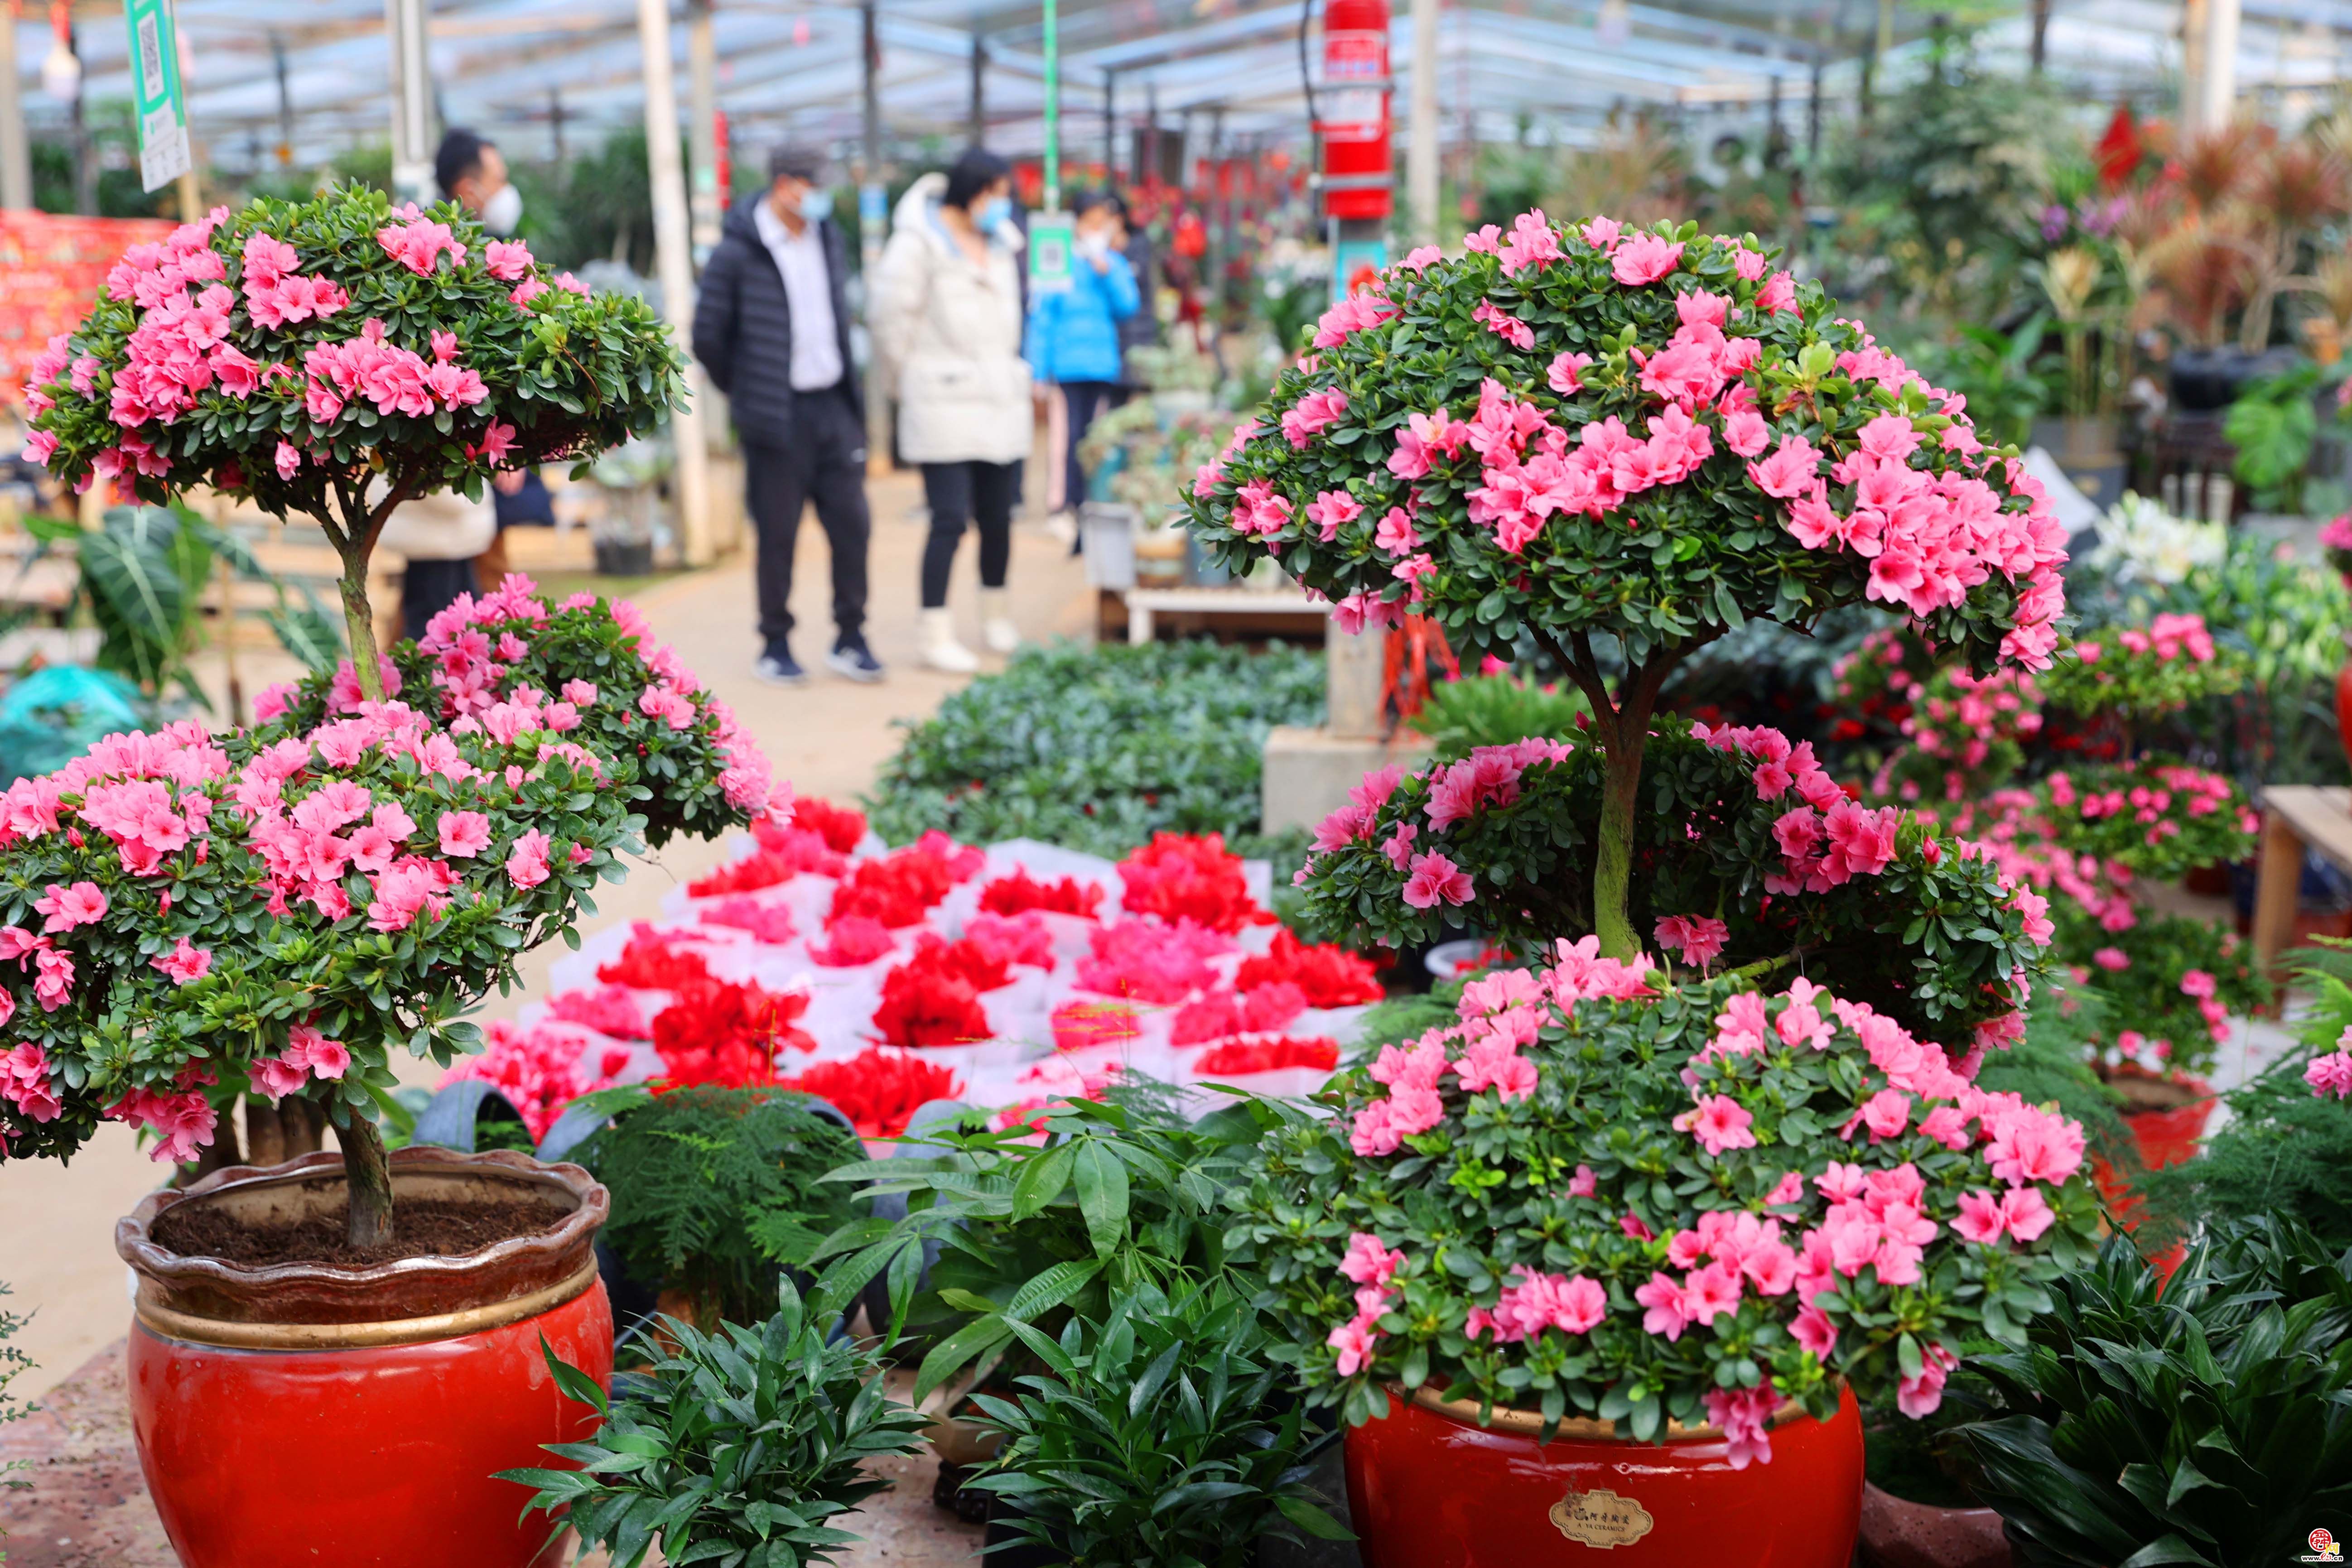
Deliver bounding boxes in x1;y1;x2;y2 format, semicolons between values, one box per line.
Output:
125;0;192;193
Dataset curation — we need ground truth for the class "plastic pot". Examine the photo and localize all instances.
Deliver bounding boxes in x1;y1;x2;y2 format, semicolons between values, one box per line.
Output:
1344;1382;1862;1566
116;1147;613;1568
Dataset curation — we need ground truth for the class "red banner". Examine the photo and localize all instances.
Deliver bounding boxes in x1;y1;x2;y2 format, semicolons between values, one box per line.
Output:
0;211;174;404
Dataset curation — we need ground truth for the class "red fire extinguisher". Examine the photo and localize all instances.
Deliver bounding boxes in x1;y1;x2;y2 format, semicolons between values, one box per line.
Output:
1316;0;1392;224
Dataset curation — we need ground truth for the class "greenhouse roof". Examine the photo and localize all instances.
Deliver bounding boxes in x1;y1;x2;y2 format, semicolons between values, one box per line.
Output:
15;0;2350;175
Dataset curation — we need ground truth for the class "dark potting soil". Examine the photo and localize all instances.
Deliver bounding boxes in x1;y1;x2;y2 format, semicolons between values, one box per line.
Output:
149;1195;573;1268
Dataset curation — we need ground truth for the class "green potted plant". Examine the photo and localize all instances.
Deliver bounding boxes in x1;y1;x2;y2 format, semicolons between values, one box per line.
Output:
503;1276;930;1568
967;1279;1351;1567
4;185;776;1568
1957;1216;2352;1564
571;1084;867;1329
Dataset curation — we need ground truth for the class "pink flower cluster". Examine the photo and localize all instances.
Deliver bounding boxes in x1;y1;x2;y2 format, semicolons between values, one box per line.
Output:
303;317;487;423
1326;1231;1405;1375
376;215;468;276
240;231;350;330
1467;1265;1607;1342
1457;377;1716;555
1653;913;1729;971
2307;1031;2352;1099
0;1042;58;1122
439;1019;636;1141
1075;917;1234;1005
249;1023;353;1103
1349;942;1652;1156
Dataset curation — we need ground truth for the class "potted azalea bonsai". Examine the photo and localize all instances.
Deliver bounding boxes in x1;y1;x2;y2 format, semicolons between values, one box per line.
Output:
1191;212;2094;1562
0;187;779;1568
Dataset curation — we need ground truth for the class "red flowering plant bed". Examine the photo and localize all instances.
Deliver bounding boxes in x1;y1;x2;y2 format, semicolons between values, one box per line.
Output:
1228;953;2102;1458
1189;211;2067;962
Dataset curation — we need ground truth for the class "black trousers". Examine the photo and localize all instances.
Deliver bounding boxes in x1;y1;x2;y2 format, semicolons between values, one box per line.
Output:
402;557;478;643
1060;379;1118;512
919;460;1018;609
745;385;870;650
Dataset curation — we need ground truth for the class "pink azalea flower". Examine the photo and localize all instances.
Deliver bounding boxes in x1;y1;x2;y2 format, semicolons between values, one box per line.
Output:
1634;1270;1689;1340
1677;1093;1756;1155
1610;233;1685;286
1568;1163;1597;1198
151;938;212;986
1401;851;1475;909
34;880;106;933
1548;351;1593;394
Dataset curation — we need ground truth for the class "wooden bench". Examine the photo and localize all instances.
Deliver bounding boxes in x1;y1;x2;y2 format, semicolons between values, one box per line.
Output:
2252;784;2352;996
1118;586;1328;645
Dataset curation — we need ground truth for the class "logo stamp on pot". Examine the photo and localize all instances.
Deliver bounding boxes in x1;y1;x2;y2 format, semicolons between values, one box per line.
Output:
1550;1485;1655;1547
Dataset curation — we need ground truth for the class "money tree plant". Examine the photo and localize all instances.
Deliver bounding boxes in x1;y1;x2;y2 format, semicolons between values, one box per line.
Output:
1187;212;2068;960
0;191;771;1249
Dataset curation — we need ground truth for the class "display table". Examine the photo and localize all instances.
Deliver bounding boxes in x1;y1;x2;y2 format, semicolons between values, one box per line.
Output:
2252;784;2352;996
1118;586;1327;644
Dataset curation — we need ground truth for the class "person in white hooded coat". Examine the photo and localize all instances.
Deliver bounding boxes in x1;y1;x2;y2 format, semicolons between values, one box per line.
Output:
871;149;1032;672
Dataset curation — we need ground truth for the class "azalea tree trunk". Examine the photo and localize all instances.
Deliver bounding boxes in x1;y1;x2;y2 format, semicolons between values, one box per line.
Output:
1548;638;1686;964
327;495;396;1246
340;1113;395;1248
337;551;386;703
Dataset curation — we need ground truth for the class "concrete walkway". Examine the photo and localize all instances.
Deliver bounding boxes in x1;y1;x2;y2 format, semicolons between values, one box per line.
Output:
0;469;1092;1404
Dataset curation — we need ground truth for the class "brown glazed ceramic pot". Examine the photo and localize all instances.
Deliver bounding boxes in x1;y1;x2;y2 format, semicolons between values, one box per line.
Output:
1857;1481;2015;1568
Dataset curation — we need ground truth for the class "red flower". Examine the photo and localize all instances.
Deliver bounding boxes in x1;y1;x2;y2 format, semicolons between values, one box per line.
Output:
978;868;1105;919
1193;1036;1340;1075
782;1047;962;1138
828;835;982;928
1233;928;1384;1007
651;976;815;1088
872;944;994;1048
778;795;868;855
1115;832;1269;934
597;923;713;990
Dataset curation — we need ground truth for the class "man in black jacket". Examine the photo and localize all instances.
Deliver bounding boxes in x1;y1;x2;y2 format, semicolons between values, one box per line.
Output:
692;146;884;684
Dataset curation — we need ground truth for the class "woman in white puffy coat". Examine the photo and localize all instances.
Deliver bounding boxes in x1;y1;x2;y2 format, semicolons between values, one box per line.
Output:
872;149;1032;672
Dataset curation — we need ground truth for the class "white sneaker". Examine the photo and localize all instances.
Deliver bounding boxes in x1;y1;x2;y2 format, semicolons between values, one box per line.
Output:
919;607;980;673
1043;510;1078;549
979;588;1019;654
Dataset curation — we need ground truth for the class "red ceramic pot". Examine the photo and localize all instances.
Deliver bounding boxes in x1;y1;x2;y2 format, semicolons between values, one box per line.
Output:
2336;646;2352;776
2108;1065;2214;1173
117;1147;613;1568
1345;1382;1863;1565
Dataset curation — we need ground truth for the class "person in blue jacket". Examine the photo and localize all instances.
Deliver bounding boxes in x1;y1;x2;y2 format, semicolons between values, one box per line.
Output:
1026;191;1139;539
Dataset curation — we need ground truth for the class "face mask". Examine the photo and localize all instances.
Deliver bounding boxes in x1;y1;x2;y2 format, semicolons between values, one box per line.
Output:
974;196;1011;233
480;182;523;236
799;187;833;222
1076;231;1108;260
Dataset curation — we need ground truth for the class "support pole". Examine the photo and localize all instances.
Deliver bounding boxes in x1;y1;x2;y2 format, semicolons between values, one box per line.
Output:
1407;0;1437;248
2182;0;2208;136
2201;0;2240;133
969;33;985;144
1042;0;1060;211
2030;0;2052;73
688;0;720;263
1104;70;1116;181
636;0;713;566
860;0;888;473
271;33;294;164
385;0;432;207
0;3;29;211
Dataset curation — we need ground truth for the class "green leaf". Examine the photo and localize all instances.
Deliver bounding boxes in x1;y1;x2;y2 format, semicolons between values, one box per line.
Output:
1071;1140;1130;1256
1273;1495;1356;1541
1010;1140;1077;1222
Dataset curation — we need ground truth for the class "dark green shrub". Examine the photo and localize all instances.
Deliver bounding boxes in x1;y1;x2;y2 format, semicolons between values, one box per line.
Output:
502;1278;926;1568
1959;1217;2352;1565
969;1281;1349;1568
575;1086;865;1326
863;641;1325;860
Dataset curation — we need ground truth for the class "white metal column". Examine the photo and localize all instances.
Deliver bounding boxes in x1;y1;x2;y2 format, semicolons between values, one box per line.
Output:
385;0;432;207
637;0;714;566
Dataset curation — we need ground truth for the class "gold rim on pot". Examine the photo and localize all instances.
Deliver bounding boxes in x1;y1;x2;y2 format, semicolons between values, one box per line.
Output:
1407;1382;1811;1441
134;1258;602;1351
